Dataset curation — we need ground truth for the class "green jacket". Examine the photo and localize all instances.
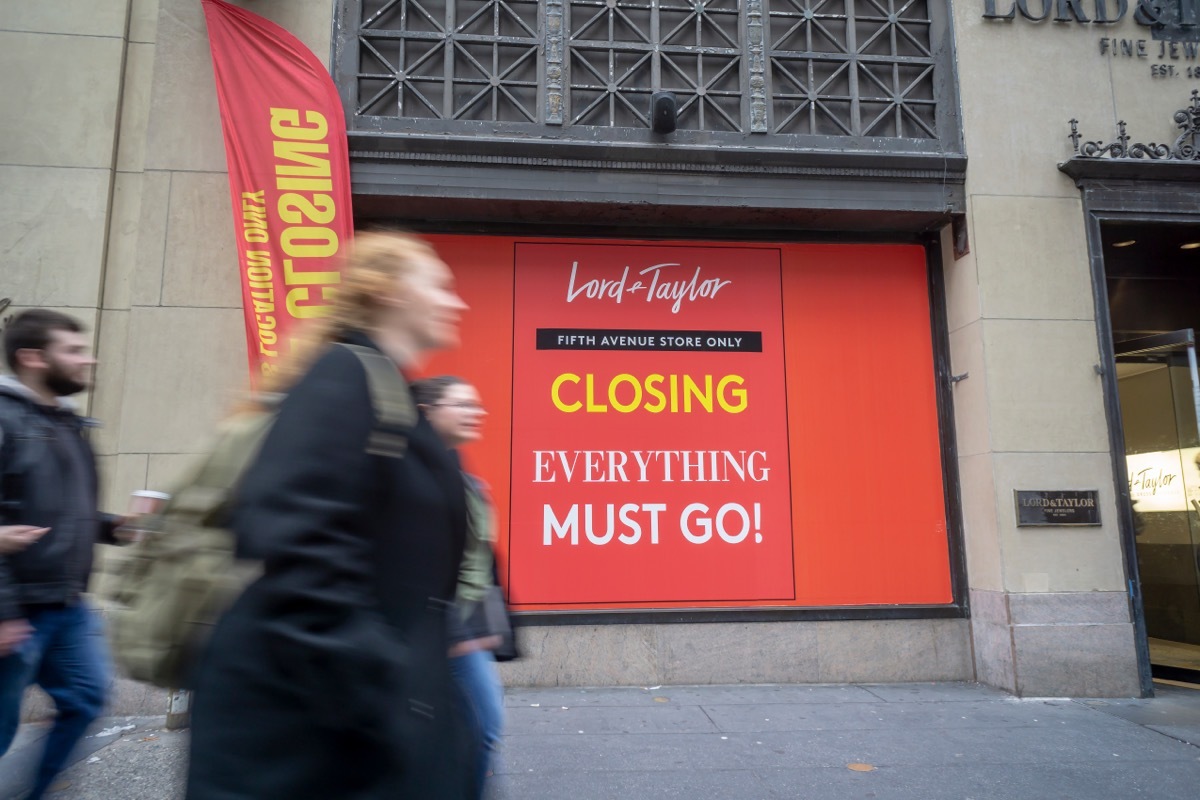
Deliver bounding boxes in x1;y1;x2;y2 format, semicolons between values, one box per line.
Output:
454;475;495;621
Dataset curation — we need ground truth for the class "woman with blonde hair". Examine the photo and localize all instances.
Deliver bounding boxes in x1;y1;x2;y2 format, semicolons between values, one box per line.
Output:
186;232;472;799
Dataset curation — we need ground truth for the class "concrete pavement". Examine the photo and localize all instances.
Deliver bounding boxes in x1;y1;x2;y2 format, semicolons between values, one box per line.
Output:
2;681;1198;799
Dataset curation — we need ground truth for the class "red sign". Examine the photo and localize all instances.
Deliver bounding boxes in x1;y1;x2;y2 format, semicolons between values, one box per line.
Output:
202;0;353;382
423;236;953;611
508;243;794;604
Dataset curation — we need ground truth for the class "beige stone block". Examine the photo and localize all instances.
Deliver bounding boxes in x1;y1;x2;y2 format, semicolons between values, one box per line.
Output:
143;0;227;172
254;0;337;66
95;456;115;500
91;309;131;455
143;0;337;170
102;172;144;311
0;166;112;308
1004;526;1127;593
116;42;156;174
497;625;658;687
942;221;980;335
0;0;130;38
117;307;247;453
983;319;1110;453
97;452;150;515
991;451;1126;593
148;452;206;493
972;195;1094;322
959;452;1003;592
949;321;989;458
1011;622;1141;697
951;9;1116;198
0;32;124;169
1108;22;1200;152
161;172;241;308
655;623;819;684
130;0;160;43
815;620;969;683
131;170;172;306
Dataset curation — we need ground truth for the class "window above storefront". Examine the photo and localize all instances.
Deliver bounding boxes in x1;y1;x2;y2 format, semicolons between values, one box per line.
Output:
334;0;963;164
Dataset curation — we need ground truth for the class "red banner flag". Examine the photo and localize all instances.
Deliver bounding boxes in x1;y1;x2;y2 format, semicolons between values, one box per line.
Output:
202;0;353;381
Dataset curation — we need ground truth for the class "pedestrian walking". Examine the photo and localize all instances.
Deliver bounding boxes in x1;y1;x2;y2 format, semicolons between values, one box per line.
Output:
185;231;474;799
415;376;509;799
0;309;123;800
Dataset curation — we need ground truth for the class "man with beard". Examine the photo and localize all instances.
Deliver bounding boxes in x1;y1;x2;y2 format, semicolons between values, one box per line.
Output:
0;309;122;800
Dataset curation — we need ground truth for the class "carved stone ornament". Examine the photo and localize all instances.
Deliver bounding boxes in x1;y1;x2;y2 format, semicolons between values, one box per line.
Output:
1069;90;1200;161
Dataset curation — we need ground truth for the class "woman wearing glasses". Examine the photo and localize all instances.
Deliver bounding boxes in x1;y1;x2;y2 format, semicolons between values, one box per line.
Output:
414;376;507;800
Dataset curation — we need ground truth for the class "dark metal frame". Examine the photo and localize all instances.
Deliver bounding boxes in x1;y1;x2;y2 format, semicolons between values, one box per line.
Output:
333;1;965;171
1057;159;1200;696
927;230;970;622
1084;207;1161;698
1114;330;1197;358
401;223;968;626
334;1;969;626
341;0;967;234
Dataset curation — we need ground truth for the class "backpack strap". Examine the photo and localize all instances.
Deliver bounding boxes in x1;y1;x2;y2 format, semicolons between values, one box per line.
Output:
336;343;416;459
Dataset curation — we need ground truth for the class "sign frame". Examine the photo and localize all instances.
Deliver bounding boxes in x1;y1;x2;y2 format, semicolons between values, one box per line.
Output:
1014;489;1103;527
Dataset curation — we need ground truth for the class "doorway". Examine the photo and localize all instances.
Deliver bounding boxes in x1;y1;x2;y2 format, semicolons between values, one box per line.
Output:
1106;221;1200;681
1115;332;1200;679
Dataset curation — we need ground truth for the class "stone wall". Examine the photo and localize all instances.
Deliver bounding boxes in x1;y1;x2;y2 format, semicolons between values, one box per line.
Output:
5;2;1177;704
942;7;1182;696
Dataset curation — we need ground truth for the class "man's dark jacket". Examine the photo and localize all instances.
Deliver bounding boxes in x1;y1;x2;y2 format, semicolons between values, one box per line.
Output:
0;375;116;620
185;336;471;800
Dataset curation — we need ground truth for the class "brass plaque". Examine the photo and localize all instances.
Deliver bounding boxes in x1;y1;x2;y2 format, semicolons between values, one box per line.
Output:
1014;490;1101;527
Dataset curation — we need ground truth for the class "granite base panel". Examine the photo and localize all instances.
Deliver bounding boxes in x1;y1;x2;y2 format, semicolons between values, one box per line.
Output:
21;678;169;723
21;619;978;718
1012;622;1142;697
968;589;1141;698
19;603;169;721
499;619;974;688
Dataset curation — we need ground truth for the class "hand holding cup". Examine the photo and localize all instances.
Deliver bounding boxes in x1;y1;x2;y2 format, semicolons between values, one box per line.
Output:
118;490;171;543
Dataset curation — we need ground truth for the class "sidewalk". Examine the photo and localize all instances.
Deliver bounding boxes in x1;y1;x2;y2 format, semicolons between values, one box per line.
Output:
2;681;1198;799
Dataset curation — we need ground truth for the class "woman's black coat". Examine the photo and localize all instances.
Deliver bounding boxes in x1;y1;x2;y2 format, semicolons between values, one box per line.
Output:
186;337;470;799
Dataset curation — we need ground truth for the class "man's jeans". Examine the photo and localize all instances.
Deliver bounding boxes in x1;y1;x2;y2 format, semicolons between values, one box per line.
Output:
450;648;505;799
0;603;110;800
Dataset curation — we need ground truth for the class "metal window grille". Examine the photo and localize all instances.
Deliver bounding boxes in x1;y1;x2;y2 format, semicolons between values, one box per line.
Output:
346;0;946;143
356;0;542;122
769;0;936;138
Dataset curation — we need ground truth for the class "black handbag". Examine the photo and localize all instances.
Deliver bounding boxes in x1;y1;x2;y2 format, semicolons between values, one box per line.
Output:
482;584;519;662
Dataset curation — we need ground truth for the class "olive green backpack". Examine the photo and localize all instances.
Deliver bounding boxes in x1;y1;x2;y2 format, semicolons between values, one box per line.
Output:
108;344;415;688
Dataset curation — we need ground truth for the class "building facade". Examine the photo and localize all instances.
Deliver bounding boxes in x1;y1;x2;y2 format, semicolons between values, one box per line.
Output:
6;0;1200;699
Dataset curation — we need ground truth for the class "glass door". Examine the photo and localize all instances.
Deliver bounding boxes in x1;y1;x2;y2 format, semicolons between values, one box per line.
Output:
1116;331;1200;679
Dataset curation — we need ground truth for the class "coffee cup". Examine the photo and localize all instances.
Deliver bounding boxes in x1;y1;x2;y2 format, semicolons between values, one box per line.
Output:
129;490;170;516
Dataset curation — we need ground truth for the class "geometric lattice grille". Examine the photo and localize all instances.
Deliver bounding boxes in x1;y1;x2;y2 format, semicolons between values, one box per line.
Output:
348;0;944;141
568;0;743;131
358;0;540;122
769;0;936;138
